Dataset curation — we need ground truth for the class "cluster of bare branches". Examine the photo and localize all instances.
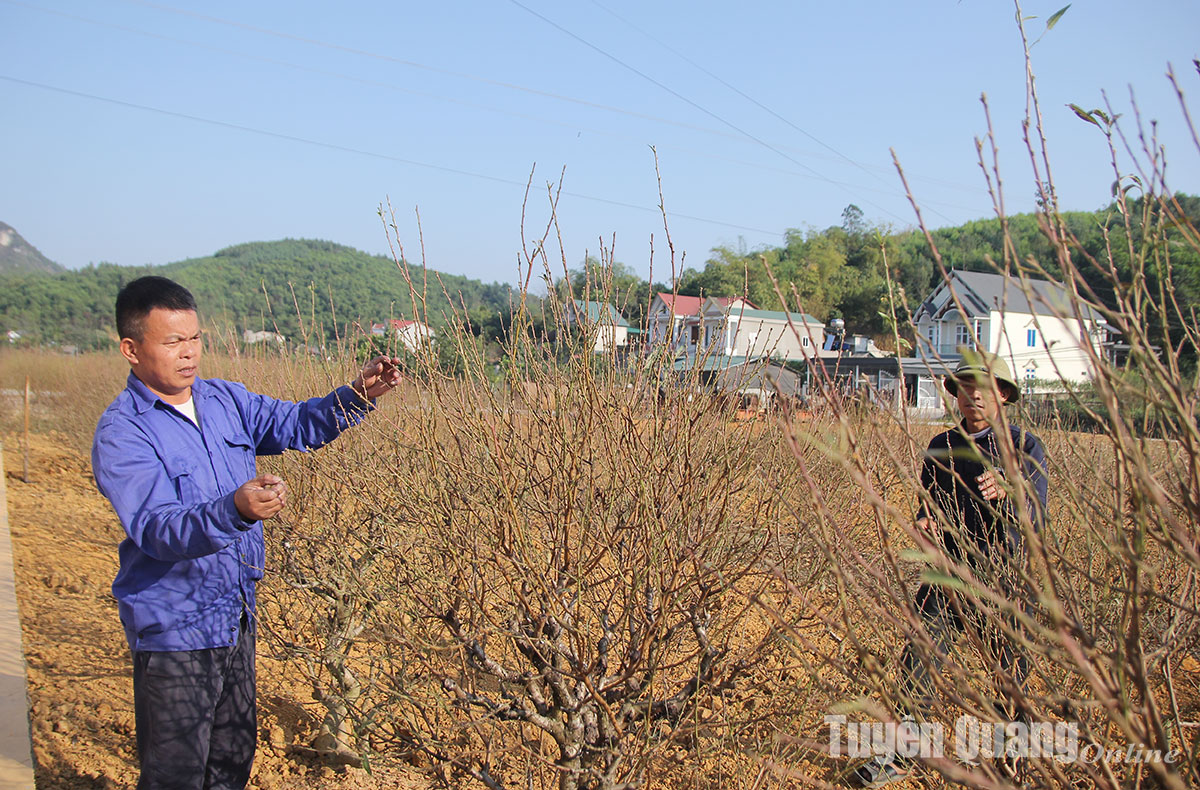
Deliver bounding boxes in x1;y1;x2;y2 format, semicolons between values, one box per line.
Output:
252;18;1199;790
249;189;824;789
759;17;1200;789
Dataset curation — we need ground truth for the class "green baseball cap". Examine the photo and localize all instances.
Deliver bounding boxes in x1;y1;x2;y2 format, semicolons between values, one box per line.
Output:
943;348;1021;403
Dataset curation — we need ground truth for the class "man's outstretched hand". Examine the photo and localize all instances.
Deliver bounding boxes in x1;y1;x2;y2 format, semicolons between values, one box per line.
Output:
351;355;402;400
235;474;287;522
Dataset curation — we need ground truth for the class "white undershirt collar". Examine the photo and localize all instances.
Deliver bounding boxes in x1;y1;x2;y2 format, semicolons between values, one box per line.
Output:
968;425;991;440
171;395;199;426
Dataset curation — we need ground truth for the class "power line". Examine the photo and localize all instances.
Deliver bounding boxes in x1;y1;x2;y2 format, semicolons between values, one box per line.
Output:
108;0;955;222
80;0;982;216
13;0;983;210
505;0;945;226
586;0;896;189
97;0;739;139
7;0;984;214
0;0;887;183
0;73;784;237
504;0;830;180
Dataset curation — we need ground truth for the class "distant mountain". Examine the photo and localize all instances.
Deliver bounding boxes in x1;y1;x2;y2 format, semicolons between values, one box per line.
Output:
0;222;64;275
160;239;516;342
0;238;516;350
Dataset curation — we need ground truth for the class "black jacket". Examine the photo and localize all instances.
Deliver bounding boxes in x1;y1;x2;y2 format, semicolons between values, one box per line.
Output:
917;422;1048;566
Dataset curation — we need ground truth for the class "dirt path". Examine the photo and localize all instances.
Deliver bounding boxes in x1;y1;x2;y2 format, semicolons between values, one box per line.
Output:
1;433;431;790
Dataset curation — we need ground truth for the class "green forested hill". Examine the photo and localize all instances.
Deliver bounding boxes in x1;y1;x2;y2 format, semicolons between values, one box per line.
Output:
5;194;1197;352
0;238;515;350
671;195;1200;337
0;222;63;276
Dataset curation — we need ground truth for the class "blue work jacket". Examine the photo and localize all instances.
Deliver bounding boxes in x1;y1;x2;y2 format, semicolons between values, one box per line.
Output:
93;373;372;652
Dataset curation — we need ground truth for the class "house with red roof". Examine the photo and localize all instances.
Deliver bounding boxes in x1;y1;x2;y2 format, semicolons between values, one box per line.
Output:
647;293;750;350
647;292;828;363
370;318;436;352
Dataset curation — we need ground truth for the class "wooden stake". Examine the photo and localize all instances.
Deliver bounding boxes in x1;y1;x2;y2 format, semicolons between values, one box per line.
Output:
22;377;30;484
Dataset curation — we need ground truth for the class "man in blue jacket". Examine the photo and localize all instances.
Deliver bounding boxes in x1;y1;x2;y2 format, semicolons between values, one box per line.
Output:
92;276;401;789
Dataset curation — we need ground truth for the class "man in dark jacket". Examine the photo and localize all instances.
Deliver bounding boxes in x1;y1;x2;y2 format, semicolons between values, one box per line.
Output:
853;350;1048;787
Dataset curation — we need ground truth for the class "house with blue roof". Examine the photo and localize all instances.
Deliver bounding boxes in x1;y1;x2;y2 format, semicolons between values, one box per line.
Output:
563;300;631;353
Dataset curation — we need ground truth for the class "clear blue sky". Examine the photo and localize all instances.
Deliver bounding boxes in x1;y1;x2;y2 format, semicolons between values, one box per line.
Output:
1;0;1197;285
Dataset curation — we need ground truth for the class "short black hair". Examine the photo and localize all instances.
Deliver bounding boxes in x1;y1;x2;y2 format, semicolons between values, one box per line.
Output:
116;276;197;340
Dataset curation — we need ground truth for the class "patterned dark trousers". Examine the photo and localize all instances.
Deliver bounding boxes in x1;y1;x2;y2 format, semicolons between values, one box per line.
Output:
132;615;256;790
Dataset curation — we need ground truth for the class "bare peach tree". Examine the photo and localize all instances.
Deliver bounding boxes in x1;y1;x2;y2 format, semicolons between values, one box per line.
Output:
340;193;816;789
244;341;427;766
761;13;1200;789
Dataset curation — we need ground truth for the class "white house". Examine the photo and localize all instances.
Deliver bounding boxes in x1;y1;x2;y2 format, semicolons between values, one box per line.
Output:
371;319;436;352
912;270;1115;389
646;292;826;363
706;301;826;362
242;329;285;345
646;293;749;349
563;300;630;353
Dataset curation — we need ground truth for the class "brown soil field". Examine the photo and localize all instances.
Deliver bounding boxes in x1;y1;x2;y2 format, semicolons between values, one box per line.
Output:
4;426;1197;790
2;432;433;790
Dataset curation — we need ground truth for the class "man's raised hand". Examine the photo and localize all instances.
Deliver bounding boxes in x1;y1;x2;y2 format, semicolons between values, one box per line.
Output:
352;355;402;400
976;470;1007;502
234;474;287;522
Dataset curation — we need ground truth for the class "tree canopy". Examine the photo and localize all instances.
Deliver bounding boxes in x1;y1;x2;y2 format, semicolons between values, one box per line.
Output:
0;239;515;350
6;195;1197;354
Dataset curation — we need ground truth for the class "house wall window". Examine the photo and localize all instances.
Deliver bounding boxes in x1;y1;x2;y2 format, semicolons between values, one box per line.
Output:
926;323;939;347
973;319;984;347
1027;328;1037;347
801;336;809;347
955;323;971;347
